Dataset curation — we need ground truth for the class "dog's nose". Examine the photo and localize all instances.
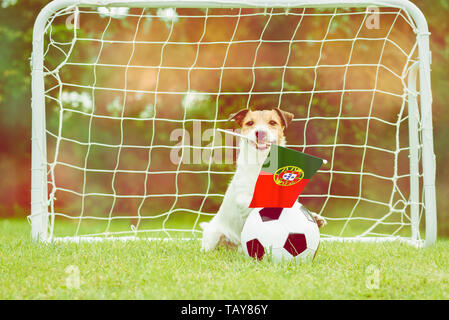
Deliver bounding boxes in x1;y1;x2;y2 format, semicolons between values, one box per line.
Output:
255;130;267;142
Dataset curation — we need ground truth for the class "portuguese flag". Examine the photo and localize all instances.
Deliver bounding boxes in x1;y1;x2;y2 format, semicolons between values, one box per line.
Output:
249;144;324;208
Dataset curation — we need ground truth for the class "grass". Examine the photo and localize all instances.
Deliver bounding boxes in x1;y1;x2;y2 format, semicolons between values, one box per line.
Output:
1;218;449;300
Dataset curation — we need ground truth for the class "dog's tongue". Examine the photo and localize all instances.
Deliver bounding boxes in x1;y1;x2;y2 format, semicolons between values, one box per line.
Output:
256;132;267;145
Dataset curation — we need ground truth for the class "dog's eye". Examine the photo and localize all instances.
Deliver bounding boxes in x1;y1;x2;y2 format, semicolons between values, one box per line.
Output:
269;120;278;126
245;121;254;126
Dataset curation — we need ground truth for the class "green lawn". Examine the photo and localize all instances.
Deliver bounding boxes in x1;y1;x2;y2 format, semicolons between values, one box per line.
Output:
0;218;448;299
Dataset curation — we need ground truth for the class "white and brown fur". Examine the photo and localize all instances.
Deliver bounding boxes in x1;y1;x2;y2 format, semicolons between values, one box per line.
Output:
200;108;326;251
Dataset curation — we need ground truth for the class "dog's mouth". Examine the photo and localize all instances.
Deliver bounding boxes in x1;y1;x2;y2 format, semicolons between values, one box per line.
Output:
249;139;273;151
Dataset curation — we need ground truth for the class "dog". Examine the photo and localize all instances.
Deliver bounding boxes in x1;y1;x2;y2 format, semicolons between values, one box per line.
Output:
200;108;326;251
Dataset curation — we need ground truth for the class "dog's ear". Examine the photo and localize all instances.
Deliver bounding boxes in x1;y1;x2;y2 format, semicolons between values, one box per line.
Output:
228;108;250;127
274;108;294;128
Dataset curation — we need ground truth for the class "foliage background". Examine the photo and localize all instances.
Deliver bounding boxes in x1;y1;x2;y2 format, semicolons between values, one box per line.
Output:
0;0;448;237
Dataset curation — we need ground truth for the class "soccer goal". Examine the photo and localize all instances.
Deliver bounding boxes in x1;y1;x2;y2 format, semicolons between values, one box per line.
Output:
30;0;436;247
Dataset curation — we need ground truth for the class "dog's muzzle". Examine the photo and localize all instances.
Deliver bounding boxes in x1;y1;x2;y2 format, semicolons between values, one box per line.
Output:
250;130;274;151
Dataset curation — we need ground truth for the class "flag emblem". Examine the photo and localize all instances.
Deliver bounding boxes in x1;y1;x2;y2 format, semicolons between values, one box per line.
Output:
273;166;304;186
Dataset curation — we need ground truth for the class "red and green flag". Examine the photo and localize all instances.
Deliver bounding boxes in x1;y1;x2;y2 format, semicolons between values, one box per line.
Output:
249;144;324;208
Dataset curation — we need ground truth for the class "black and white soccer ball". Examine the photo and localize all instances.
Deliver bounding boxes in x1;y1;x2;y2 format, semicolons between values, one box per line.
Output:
241;202;320;263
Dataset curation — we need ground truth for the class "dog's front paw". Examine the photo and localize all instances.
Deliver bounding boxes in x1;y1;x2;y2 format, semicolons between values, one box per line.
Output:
200;222;221;252
311;212;327;228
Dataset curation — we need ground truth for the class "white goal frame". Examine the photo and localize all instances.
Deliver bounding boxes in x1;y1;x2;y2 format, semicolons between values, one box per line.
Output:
30;0;437;246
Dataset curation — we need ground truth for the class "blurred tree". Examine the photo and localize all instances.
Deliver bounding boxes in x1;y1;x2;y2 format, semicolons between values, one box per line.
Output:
0;0;50;215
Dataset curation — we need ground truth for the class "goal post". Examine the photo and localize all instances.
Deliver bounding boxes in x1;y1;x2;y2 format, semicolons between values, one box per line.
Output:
30;0;436;246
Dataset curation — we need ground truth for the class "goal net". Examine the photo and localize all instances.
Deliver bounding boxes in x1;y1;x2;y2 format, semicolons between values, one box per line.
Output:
30;0;436;246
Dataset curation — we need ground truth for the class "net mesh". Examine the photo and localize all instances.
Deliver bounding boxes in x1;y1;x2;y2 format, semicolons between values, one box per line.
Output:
40;4;425;242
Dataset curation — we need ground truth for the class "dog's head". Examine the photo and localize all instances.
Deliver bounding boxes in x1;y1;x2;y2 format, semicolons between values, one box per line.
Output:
228;108;294;151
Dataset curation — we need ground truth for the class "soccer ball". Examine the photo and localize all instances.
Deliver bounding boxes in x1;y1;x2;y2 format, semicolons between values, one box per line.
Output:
241;202;320;263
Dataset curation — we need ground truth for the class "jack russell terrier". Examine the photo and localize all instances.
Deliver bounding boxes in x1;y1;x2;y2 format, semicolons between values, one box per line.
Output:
200;108;326;251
